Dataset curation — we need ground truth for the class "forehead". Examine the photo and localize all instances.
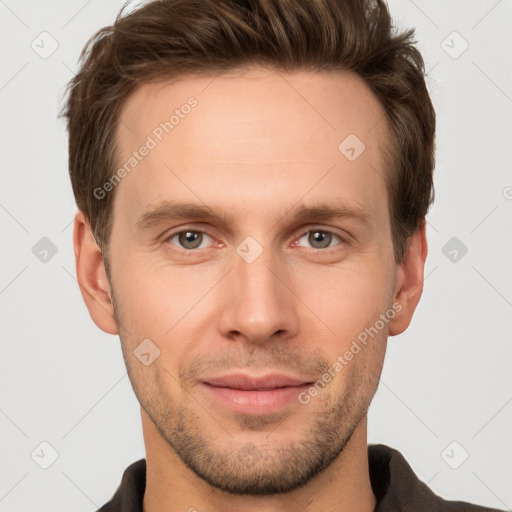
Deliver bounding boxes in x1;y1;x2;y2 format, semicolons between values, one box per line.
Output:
114;67;390;227
118;66;389;156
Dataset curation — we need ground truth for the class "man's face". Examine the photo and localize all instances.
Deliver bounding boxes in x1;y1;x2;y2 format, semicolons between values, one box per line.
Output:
108;67;400;494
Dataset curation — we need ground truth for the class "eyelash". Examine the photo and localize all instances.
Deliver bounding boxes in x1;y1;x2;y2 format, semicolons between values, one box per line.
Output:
164;227;346;252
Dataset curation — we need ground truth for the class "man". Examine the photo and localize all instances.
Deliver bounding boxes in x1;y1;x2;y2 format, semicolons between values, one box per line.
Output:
62;0;505;510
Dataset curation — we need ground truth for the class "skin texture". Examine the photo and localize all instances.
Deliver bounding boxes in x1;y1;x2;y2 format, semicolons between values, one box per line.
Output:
74;66;427;512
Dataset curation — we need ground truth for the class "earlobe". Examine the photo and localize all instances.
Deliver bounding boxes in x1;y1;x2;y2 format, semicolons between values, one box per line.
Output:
73;211;118;335
388;222;428;336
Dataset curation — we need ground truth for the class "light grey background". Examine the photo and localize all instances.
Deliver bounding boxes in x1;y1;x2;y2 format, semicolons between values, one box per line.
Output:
0;0;511;510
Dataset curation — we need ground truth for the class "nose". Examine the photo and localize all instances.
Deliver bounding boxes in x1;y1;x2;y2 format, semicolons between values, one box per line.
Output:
217;244;299;346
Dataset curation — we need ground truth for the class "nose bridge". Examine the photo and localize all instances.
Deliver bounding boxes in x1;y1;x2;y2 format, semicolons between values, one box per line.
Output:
217;241;298;344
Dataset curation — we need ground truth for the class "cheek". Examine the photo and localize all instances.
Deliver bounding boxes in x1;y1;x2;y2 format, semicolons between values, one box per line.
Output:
293;258;394;343
111;256;219;352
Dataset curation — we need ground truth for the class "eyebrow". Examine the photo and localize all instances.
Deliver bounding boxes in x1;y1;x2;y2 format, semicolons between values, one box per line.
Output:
135;199;370;231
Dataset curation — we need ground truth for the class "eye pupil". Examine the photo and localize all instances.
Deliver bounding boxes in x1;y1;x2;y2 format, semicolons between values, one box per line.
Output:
308;230;332;249
179;231;202;249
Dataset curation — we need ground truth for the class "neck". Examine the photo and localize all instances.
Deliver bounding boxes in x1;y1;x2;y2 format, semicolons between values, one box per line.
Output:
141;408;376;512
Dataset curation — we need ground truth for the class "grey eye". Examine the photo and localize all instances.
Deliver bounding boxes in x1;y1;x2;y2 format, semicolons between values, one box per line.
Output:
308;231;332;248
297;230;341;249
170;230;212;250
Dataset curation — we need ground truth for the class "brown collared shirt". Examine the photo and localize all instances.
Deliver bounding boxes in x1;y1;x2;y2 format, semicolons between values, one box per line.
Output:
97;444;505;511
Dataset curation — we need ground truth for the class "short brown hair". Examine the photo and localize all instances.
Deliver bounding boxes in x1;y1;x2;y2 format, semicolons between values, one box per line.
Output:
61;0;435;267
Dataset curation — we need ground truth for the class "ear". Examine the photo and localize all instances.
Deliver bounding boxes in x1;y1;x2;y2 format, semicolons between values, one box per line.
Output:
388;221;428;336
73;211;118;335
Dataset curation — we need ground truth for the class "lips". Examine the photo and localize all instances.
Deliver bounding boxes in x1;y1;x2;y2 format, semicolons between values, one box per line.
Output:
202;373;311;390
200;373;314;415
